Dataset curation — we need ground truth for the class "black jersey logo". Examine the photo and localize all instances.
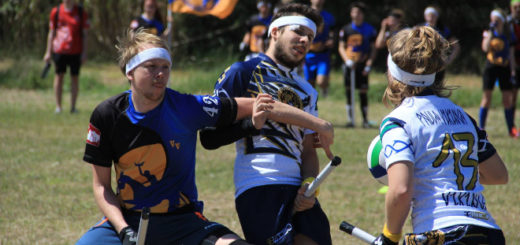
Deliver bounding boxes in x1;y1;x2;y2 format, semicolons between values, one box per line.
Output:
277;87;303;109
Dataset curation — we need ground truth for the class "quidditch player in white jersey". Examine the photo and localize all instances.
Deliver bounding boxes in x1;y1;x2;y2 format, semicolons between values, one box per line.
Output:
200;4;334;245
372;26;509;245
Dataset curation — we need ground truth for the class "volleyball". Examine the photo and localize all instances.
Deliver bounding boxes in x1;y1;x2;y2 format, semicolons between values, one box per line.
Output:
367;135;388;185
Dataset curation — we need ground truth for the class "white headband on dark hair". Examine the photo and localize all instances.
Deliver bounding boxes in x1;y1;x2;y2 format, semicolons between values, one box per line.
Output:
424;7;438;17
387;54;436;87
491;10;505;22
125;48;171;75
268;16;317;37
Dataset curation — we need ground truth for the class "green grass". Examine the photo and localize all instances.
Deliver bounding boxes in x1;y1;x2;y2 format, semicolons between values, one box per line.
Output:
0;59;519;244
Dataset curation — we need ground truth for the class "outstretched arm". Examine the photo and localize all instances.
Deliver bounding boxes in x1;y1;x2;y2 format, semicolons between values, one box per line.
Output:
201;94;333;152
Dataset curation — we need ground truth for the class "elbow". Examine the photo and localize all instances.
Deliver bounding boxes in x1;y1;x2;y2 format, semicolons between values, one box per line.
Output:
199;131;220;150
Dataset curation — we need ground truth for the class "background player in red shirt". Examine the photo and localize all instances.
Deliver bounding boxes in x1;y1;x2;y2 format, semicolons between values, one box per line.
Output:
43;0;89;114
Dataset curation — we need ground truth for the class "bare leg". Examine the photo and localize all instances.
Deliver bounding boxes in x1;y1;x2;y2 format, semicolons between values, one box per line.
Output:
54;73;65;113
70;75;79;112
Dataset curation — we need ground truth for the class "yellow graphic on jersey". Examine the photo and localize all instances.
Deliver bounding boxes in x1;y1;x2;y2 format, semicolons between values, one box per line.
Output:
345;34;363;62
487;37;507;65
116;143;166;211
250;25;267;53
278;87;303;109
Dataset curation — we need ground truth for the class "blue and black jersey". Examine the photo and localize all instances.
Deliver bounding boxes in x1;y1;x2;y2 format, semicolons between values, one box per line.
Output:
84;89;231;213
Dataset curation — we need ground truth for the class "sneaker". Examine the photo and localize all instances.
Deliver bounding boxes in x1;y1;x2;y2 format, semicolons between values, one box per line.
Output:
510;127;519;138
345;122;354;128
70;108;78;114
363;120;377;128
55;107;62;114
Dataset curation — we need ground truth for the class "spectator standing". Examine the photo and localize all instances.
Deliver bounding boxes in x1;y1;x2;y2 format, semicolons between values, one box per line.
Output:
43;0;89;114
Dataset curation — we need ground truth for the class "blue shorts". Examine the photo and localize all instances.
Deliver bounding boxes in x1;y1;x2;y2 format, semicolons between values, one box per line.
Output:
404;224;505;245
304;52;331;81
76;209;234;244
235;184;332;245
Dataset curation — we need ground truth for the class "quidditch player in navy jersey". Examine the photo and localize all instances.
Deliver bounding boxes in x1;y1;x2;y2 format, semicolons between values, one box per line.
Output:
200;4;335;245
75;29;332;245
338;1;377;128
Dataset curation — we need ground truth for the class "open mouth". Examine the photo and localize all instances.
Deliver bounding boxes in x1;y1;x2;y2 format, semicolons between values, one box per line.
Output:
293;46;305;55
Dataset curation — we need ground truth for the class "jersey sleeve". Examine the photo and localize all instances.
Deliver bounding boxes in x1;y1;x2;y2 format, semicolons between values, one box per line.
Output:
83;104;115;167
179;94;224;131
213;62;251;98
380;117;415;169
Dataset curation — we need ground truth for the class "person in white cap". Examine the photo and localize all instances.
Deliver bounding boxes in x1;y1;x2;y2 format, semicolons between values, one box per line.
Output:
76;28;333;245
420;5;460;82
200;3;334;245
372;26;508;245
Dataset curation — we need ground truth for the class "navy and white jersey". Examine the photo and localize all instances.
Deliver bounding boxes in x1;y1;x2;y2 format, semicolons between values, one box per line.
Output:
214;53;318;197
379;95;500;233
84;89;224;213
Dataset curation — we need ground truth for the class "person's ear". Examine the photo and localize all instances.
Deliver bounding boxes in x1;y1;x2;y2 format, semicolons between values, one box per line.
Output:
271;27;280;41
126;70;134;81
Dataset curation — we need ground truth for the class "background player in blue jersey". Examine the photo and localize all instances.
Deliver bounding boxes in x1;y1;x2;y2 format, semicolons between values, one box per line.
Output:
338;2;377;128
240;0;273;61
372;26;508;245
480;9;517;137
304;0;335;97
130;0;171;38
75;29;326;245
200;4;335;245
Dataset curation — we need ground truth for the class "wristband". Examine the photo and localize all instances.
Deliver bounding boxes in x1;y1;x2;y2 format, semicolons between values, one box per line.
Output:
383;223;402;243
302;177;319;196
364;66;371;73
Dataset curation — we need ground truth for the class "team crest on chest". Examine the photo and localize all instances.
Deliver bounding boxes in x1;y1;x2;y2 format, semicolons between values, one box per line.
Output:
277;87;303;109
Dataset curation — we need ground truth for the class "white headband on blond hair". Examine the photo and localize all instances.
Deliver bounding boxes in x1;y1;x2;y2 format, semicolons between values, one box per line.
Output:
268;16;317;37
125;48;171;75
424;7;438;17
387;54;436;87
491;10;505;22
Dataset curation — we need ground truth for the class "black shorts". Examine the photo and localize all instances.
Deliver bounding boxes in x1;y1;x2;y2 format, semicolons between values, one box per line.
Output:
514;67;520;89
482;65;512;91
52;53;81;75
235;184;332;245
404;224;505;245
343;63;369;90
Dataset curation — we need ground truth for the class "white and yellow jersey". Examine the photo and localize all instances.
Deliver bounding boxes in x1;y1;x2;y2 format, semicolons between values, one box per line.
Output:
380;94;500;233
214;53;318;197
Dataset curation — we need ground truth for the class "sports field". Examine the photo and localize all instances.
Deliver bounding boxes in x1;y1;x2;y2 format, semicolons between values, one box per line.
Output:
0;58;518;244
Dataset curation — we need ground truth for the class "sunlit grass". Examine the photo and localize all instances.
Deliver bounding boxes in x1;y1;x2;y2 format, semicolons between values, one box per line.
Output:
0;59;518;244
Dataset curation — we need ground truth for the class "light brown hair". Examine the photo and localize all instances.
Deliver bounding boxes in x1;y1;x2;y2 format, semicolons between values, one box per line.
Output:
116;28;170;75
383;26;455;107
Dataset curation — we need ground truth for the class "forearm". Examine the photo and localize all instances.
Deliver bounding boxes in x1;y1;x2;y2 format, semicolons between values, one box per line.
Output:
45;30;54;55
91;166;127;233
82;30;88;57
338;42;348;62
479;153;508;185
375;28;387;49
384;162;413;234
268;101;332;135
300;136;319;179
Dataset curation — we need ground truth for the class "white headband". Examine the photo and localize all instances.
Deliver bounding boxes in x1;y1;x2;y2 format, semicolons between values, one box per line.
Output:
491;10;505;22
268;15;317;37
125;48;172;75
424;7;438;17
387;54;436;87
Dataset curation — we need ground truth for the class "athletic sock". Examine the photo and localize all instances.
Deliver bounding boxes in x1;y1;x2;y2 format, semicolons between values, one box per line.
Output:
360;93;368;122
479;107;488;129
345;105;353;122
505;107;514;132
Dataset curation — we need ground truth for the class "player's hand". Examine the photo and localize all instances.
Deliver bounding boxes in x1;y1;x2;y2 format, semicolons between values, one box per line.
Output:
119;226;138;245
314;121;334;160
345;59;354;68
371;234;398;245
43;52;51;63
294;183;316;212
252;93;274;129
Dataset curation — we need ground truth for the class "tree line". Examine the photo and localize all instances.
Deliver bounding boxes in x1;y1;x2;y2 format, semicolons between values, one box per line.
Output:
0;0;510;73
